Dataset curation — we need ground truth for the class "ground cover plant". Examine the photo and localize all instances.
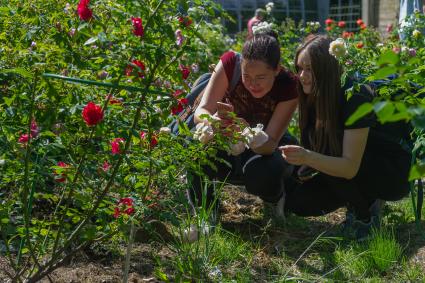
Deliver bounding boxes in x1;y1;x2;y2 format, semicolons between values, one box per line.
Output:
1;1;425;282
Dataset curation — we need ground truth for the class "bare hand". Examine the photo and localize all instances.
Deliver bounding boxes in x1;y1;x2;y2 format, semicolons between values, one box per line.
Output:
216;101;234;120
279;145;310;166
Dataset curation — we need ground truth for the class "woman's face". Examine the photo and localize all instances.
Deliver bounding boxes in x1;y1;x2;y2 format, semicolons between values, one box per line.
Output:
241;59;278;98
297;50;314;95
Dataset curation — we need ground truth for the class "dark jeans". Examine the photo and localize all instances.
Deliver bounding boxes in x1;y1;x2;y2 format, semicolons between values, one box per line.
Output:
188;132;297;209
285;146;411;220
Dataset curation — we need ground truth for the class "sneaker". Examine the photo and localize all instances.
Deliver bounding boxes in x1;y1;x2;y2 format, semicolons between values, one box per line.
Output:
353;215;380;242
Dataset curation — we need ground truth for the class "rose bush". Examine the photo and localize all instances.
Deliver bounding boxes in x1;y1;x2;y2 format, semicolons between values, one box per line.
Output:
0;0;234;281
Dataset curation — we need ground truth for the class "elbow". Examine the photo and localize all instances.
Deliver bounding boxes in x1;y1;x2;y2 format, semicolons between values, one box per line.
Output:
343;167;360;180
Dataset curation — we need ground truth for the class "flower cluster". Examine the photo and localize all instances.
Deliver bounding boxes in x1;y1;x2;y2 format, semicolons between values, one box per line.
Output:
193;121;269;156
328;38;347;59
113;197;135;219
307;21;321;31
18;120;39;144
356;18;366;30
193;121;214;144
252;21;274;35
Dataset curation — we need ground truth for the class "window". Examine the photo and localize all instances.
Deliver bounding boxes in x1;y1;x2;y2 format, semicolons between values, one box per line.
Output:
329;0;362;31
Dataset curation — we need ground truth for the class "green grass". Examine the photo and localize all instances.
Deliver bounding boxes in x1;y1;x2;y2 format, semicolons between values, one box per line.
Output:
151;191;425;282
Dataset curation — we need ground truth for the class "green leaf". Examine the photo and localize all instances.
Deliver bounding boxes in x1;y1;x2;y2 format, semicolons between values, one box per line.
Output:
370;66;398;80
377;50;399;66
1;218;9;224
375;102;395;123
409;163;425;181
345;102;373;126
0;68;33;79
84;36;98;46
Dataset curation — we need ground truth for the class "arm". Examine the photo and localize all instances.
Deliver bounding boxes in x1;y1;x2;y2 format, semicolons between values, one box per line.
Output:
253;98;298;155
194;61;228;124
281;128;369;179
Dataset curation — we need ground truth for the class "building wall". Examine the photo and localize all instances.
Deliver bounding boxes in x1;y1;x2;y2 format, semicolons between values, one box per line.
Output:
378;0;400;33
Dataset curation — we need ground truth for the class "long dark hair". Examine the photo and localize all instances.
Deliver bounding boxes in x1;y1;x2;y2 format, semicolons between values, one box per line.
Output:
295;35;343;156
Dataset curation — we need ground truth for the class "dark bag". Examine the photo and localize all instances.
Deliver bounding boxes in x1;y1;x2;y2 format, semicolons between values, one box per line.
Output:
170;52;242;135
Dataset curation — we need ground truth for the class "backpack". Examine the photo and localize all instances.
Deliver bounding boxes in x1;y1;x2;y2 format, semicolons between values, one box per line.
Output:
170;52;242;135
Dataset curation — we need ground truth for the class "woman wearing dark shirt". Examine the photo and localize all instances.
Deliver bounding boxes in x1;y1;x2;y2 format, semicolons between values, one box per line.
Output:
189;31;298;221
280;35;411;241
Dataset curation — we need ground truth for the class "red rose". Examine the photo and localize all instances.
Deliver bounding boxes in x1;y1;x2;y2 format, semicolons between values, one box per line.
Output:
102;160;111;172
124;207;135;215
356;19;364;26
111;138;125;154
113;207;120;218
82;102;104;126
326;26;332;32
77;0;93;21
140;131;158;148
18;134;31;144
131;17;144;37
386;24;393;33
342;31;354;38
119;197;134;206
171;98;188;115
356;42;364;48
338;21;346;28
125;60;145;78
178;16;192;27
325;18;334;26
31;120;39;138
173;89;184;98
179;65;190;80
54;161;69;183
107;93;122;105
360;23;367;30
113;197;135;218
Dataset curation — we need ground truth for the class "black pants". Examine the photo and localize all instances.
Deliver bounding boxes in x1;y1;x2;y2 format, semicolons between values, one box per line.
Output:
285;146;411;220
188;132;297;209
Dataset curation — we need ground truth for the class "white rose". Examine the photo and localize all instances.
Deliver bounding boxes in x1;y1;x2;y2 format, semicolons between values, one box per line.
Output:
159;127;171;134
328;38;347;59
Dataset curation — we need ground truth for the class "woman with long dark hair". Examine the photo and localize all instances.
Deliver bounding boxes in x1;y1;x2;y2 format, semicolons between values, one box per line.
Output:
281;35;412;241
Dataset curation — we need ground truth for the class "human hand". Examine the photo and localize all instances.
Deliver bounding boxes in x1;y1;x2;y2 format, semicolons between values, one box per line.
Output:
216;101;234;120
279;145;310;166
297;165;317;182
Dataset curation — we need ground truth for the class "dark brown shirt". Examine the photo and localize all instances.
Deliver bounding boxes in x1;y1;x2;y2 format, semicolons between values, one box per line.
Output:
221;51;298;127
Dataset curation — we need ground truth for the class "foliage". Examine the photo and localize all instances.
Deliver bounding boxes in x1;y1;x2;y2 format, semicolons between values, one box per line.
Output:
0;0;232;281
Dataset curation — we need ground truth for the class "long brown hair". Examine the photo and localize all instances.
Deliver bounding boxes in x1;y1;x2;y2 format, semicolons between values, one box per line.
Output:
295;35;343;156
